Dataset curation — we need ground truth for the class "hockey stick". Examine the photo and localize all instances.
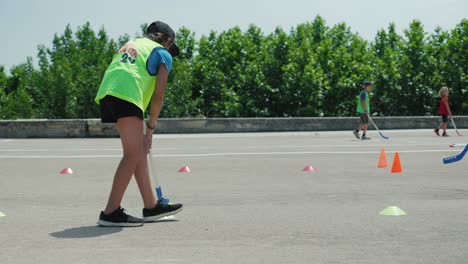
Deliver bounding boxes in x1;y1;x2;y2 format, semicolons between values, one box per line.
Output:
449;143;467;148
367;115;390;140
450;116;463;136
144;121;170;204
443;145;468;164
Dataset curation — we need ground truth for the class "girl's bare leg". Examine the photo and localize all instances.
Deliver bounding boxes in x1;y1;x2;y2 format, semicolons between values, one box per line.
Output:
104;117;146;215
441;122;448;133
134;153;158;209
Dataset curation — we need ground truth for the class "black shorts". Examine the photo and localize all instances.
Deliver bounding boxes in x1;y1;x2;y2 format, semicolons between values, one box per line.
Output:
441;115;448;123
99;95;143;123
359;113;369;124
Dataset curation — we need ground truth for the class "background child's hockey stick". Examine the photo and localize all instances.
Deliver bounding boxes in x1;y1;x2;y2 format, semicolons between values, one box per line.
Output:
144;122;170;204
443;145;468;164
449;143;467;148
367;115;390;140
450;116;463;136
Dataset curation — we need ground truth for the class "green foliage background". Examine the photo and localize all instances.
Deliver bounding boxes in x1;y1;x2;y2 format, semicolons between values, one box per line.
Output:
1;17;467;119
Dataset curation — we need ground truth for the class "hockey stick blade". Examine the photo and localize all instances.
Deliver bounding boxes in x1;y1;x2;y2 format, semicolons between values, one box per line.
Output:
443;145;468;164
379;131;390;140
449;143;467;148
368;115;390;140
451;117;463;136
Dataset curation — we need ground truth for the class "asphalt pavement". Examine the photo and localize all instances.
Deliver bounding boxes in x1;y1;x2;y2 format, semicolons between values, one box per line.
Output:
1;129;467;264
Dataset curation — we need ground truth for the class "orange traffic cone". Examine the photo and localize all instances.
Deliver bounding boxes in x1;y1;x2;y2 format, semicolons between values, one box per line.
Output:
377;148;388;168
391;152;402;173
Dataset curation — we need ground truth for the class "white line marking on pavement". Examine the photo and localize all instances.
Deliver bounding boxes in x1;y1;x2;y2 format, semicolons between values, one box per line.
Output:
0;148;122;152
0;143;455;152
0;149;458;159
152;129;467;139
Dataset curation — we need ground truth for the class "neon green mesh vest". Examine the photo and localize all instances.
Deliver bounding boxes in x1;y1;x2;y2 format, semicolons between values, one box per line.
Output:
95;38;162;112
356;91;370;114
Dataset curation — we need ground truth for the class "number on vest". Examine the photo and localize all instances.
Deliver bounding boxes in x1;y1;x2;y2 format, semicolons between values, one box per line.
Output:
120;53;136;64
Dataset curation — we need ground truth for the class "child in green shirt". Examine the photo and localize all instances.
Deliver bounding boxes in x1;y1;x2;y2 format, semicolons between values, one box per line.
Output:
353;82;372;140
95;21;183;227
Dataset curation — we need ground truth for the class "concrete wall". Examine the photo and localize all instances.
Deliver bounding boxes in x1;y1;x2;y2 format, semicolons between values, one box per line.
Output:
0;119;88;138
0;116;467;138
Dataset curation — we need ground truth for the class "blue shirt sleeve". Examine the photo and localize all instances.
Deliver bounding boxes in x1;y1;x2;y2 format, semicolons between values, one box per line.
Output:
146;47;173;76
360;91;367;101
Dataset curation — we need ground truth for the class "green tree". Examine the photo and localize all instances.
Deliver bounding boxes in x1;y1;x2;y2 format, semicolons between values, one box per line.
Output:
319;23;373;116
372;23;403;116
1;19;467;120
398;20;432;115
0;60;35;119
445;19;468;114
259;27;291;116
162;27;200;117
35;23;116;118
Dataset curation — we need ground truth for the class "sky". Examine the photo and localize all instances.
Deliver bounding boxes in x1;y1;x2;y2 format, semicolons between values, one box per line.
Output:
0;0;466;72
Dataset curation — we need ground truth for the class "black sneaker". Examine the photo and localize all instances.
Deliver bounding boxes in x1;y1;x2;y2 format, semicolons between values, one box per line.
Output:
97;207;144;227
143;202;183;222
434;129;440;136
353;130;360;139
361;135;371;140
442;132;450;137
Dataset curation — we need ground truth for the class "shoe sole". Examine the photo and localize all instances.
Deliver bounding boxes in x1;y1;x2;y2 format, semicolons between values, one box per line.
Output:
96;220;144;227
143;206;184;222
